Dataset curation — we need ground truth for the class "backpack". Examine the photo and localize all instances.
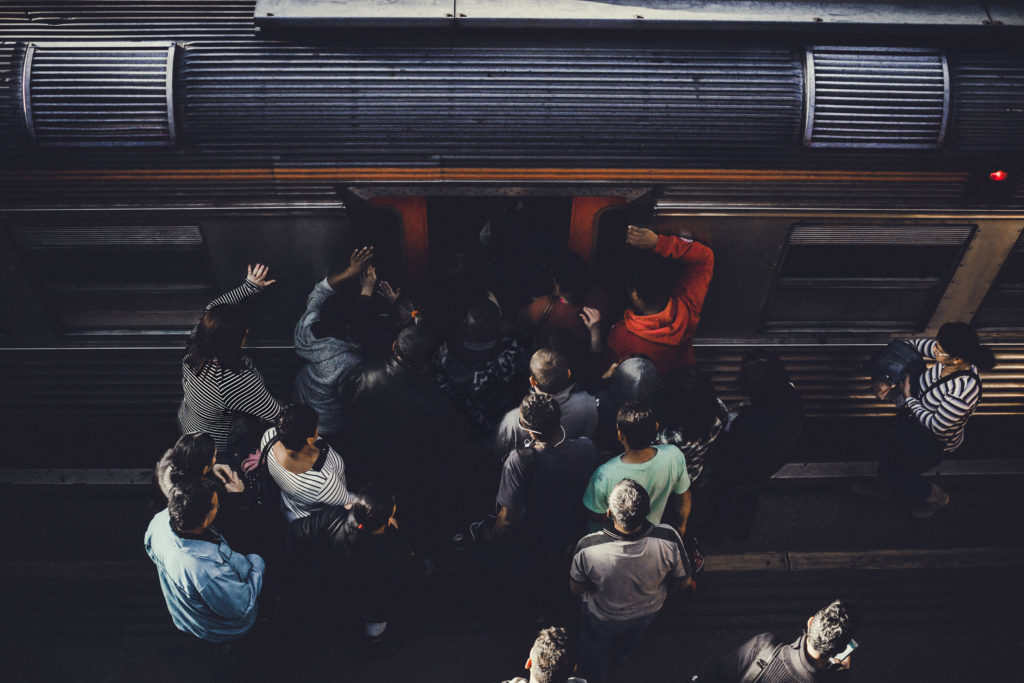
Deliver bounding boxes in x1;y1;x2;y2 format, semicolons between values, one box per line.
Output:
868;340;925;386
739;636;787;683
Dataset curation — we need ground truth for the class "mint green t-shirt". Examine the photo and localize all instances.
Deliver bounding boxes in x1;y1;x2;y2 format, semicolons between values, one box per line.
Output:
582;444;691;528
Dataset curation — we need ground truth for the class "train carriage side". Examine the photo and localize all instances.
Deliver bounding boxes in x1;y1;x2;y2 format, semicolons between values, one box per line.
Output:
0;1;1022;462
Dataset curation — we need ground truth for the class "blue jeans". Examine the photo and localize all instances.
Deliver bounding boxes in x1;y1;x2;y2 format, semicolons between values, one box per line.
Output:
577;604;657;681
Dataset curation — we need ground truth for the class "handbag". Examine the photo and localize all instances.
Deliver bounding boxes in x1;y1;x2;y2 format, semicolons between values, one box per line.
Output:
239;434;283;508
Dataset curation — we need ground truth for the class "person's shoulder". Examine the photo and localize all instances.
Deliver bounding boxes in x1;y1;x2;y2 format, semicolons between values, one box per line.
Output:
590;454;621;479
574;529;614;555
651;523;684;542
655;443;687;463
259;427;278;447
503;448;528;470
324;445;345;468
146;507;172;536
655;442;684;455
562;436;596;450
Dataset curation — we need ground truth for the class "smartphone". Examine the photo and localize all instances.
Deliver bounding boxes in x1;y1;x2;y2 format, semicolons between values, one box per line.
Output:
826;639;858;669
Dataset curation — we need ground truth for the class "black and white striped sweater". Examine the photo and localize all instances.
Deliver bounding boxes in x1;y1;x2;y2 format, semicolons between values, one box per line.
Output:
177;280;283;453
902;338;982;453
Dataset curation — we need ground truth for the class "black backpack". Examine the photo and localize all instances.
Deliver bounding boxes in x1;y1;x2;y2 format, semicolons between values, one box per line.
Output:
868;340;925;386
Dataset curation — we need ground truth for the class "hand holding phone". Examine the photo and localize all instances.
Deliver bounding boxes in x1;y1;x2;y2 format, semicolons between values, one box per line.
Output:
826;639;857;670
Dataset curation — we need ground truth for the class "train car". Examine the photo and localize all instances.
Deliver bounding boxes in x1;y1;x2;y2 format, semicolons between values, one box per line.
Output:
1;0;1022;460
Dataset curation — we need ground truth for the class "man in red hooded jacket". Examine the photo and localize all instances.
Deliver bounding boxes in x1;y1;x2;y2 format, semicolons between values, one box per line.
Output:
605;225;714;373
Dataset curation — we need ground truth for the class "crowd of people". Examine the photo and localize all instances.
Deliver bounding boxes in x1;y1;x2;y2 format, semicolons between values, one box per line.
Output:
144;222;996;681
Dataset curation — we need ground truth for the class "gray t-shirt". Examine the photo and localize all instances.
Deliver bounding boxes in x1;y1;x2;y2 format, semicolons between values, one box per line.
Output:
494;384;599;460
496;437;600;551
570;523;691;622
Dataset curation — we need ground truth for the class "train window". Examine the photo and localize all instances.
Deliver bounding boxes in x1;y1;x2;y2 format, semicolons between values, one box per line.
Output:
804;47;949;149
763;223;974;330
21;42;177;147
973;231;1024;329
9;224;213;333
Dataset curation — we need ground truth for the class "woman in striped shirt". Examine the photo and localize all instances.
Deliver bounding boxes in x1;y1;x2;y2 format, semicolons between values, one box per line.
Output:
855;322;996;518
178;264;284;455
261;403;356;521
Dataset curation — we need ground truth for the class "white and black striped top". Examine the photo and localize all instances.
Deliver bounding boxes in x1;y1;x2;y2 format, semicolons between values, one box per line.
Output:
260;427;356;521
903;338;982;453
177;280;283;453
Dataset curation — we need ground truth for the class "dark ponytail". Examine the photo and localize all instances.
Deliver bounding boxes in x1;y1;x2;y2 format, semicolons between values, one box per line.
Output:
165;433;216;485
937;322;998;371
351;483;395;533
973;345;998;372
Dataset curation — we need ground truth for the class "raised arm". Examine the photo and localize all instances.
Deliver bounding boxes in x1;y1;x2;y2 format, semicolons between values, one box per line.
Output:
327;246;374;291
626;226;714;313
192;264;275;335
907;337;938;361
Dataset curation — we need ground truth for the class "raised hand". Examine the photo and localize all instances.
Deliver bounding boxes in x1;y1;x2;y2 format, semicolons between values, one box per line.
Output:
626;225;659;250
377;280;401;305
579;306;601;330
581;306;603;352
347;246;374;274
246;263;276;288
360;264;378;296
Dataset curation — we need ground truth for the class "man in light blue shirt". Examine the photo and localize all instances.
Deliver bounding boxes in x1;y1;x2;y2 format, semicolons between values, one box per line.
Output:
145;477;264;643
582;401;691;537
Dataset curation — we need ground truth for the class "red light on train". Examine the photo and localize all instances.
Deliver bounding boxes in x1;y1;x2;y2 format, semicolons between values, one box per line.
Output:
989;170;1008;181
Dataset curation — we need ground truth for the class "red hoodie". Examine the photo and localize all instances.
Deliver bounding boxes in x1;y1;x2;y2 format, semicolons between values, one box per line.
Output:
606;234;714;372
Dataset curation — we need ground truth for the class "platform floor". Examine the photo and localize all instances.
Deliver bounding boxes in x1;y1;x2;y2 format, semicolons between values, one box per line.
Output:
1;471;1021;682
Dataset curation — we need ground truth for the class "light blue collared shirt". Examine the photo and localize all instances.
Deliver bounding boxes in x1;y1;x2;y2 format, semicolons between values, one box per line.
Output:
144;509;264;642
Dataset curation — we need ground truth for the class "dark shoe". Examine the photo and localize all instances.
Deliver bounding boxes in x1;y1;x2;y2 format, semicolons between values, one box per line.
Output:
850;478;894;500
910;483;950;518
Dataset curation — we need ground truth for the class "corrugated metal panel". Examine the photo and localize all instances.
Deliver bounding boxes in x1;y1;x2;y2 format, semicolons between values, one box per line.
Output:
0;347;297;420
0;2;1021;171
11;225;202;247
0;1;253;157
180;45;802;161
0;41;28;151
0;179;345;208
949;54;1024;154
695;344;1024;418
804;47;949;149
788;223;974;245
654;177;967;210
0;345;1018;426
22;42;177;147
